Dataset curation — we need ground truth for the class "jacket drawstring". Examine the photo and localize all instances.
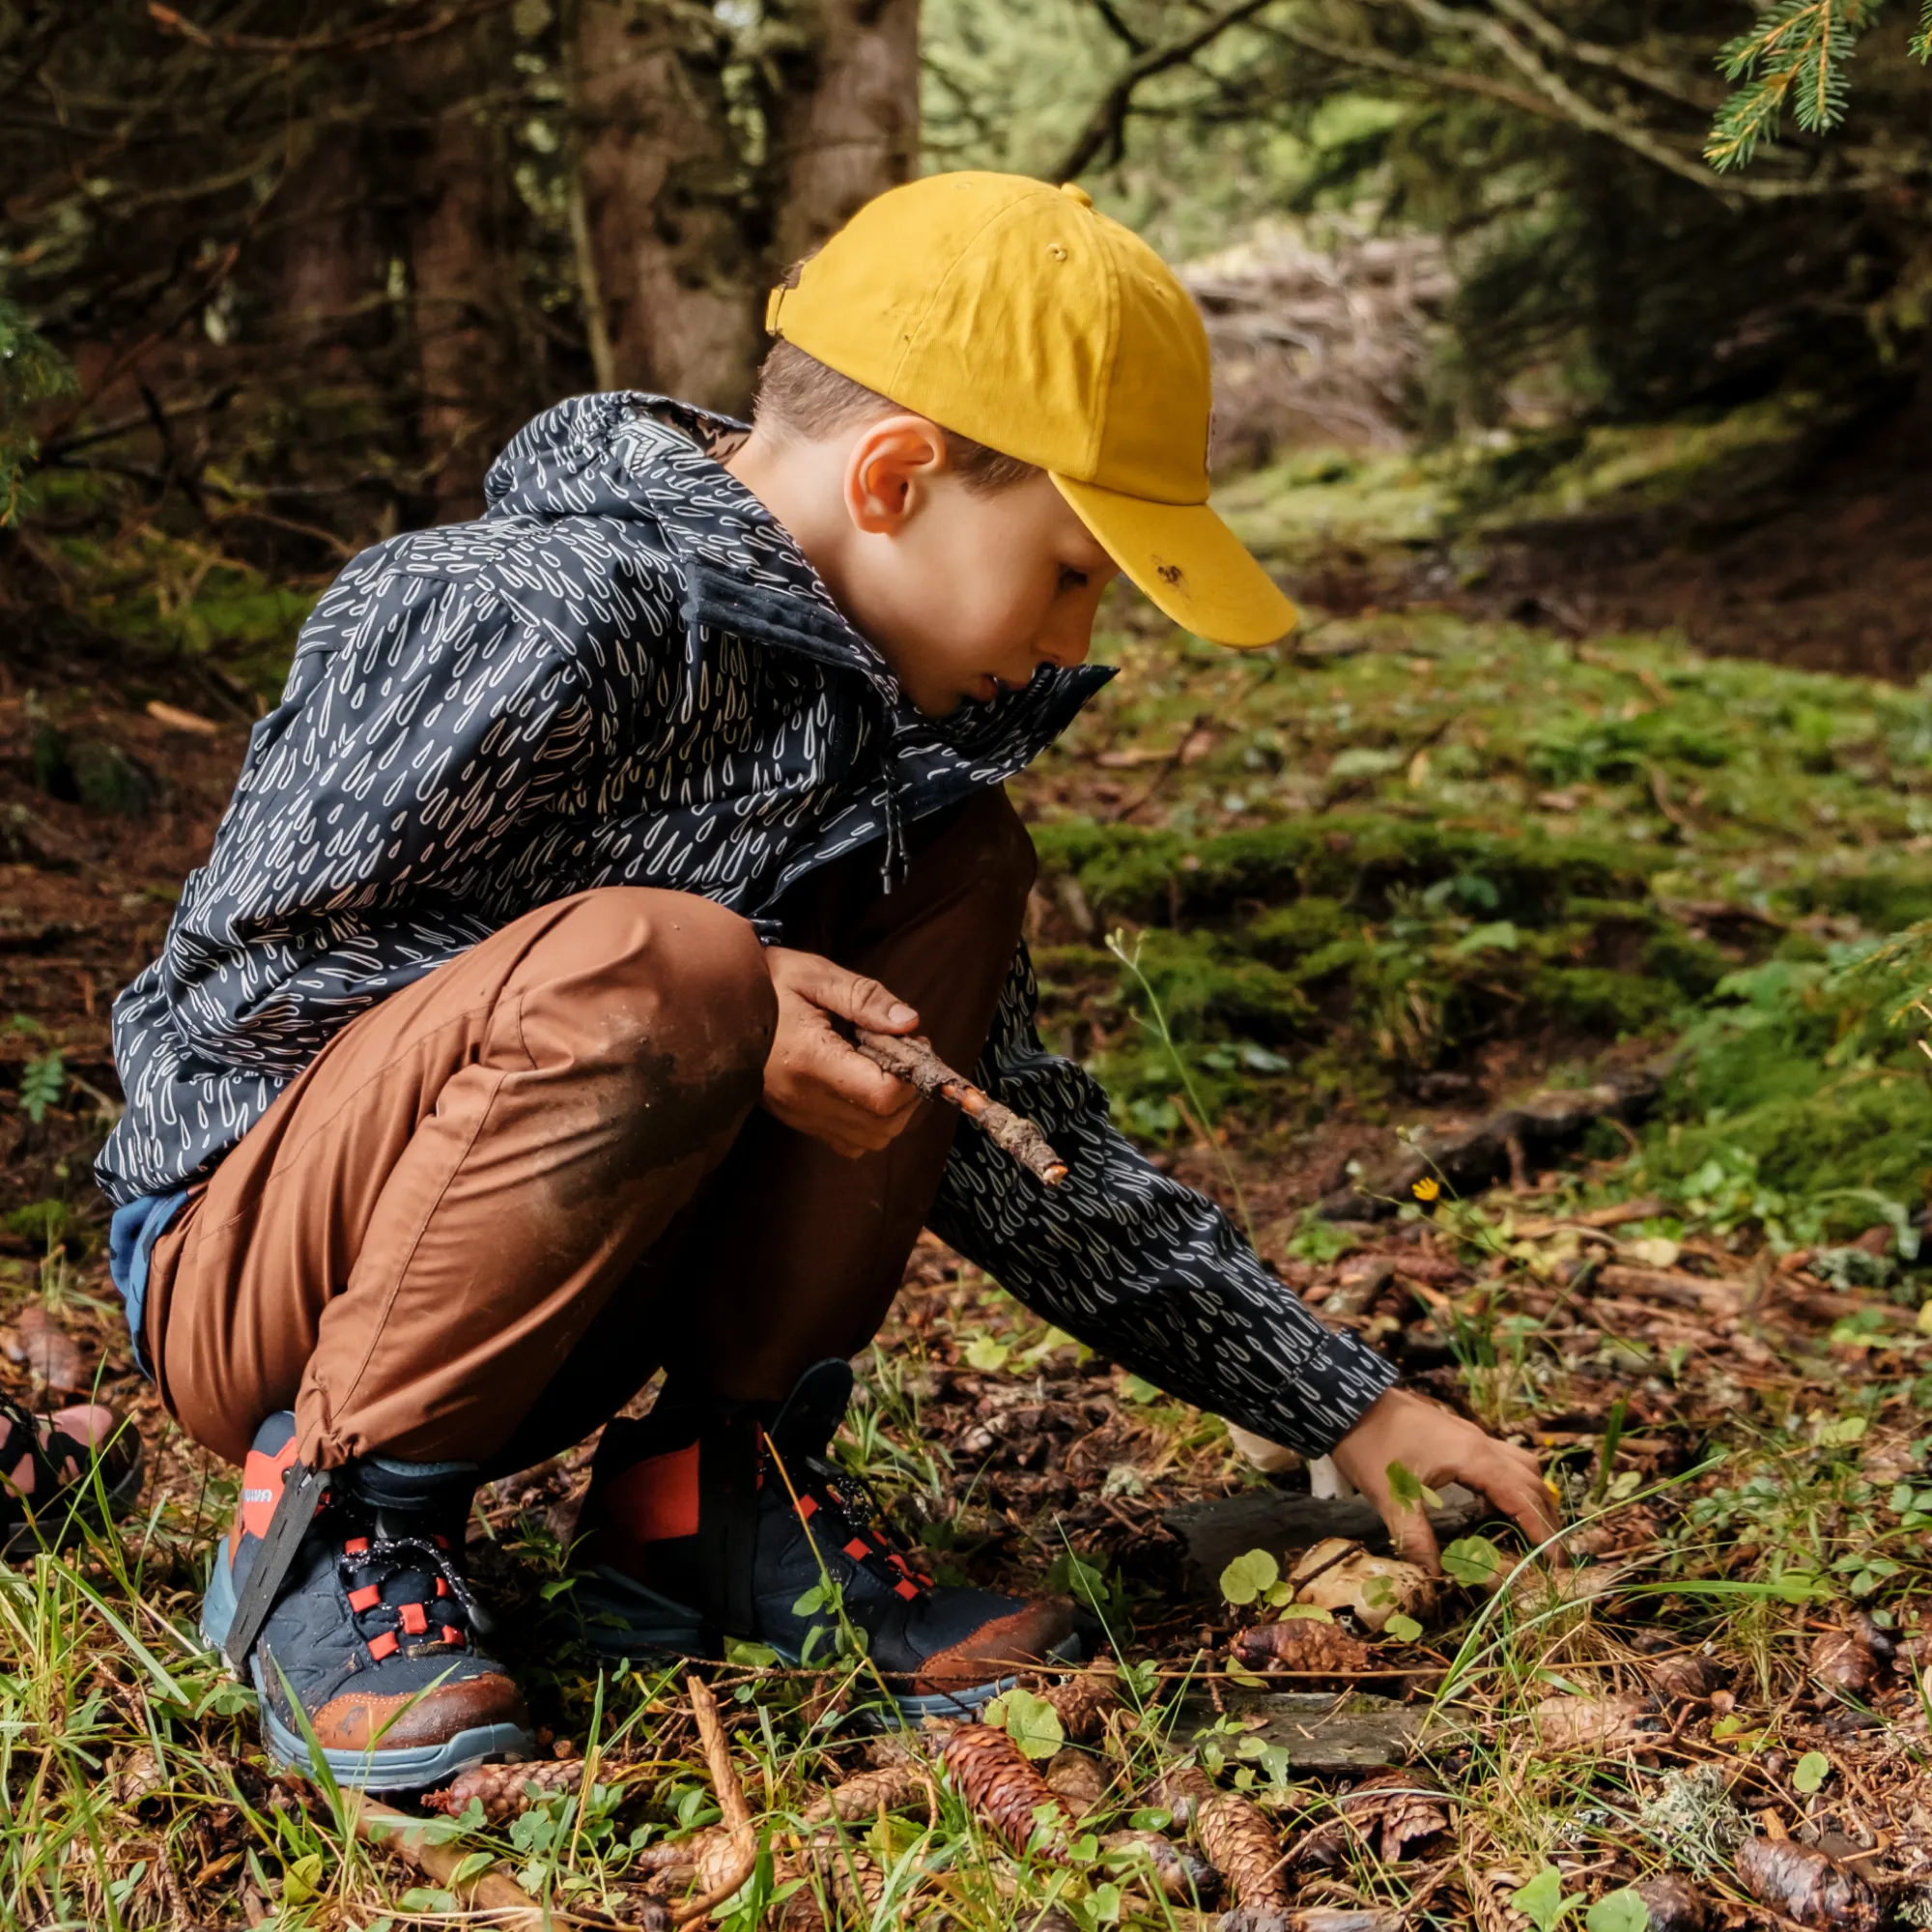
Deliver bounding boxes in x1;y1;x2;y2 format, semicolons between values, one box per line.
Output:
878;758;907;894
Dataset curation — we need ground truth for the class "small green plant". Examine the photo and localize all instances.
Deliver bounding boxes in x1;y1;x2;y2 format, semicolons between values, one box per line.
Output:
17;1048;65;1124
1514;1864;1583;1930
1106;925;1254;1239
1586;1889;1651;1932
0;299;76;526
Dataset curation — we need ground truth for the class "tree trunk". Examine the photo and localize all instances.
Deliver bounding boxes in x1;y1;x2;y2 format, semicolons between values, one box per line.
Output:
571;0;920;417
404;17;514;521
768;0;921;270
572;0;766;413
276;127;370;363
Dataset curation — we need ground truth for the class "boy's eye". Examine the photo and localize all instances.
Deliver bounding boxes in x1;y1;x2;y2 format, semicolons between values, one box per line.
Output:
1058;565;1089;592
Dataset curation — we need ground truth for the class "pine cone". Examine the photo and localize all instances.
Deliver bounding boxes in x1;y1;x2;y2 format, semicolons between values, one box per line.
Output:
631;1825;732;1884
1142;1760;1219;1828
1041;1657;1121;1741
1337;1769;1452;1860
1232;1619;1377;1678
1198;1792;1289;1911
1043;1747;1108;1817
1645;1652;1722;1704
424;1757;583;1822
1098;1829;1223;1907
1631;1874;1709;1932
941;1722;1073;1853
1736;1837;1881;1932
779;1842;889;1927
801;1761;929;1826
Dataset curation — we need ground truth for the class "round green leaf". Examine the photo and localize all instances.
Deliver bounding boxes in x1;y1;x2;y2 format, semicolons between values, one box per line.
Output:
1793;1749;1831;1793
1442;1535;1507;1589
1585;1889;1649;1932
984;1686;1065;1760
1220;1548;1281;1606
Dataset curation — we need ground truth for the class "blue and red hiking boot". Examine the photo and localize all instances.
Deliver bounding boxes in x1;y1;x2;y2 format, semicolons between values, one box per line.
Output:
571;1361;1083;1719
201;1413;534;1791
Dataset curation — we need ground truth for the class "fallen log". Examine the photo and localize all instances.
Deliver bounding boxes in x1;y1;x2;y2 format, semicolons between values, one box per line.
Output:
1320;1067;1663;1220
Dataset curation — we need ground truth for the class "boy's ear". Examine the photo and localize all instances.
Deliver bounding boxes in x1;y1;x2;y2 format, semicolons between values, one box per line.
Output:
844;415;951;535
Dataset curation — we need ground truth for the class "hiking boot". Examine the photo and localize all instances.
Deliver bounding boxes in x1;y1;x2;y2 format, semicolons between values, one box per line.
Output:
571;1361;1082;1719
201;1412;534;1791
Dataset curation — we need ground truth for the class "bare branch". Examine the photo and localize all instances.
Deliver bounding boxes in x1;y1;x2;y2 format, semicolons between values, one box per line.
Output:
145;0;508;59
1055;0;1278;180
1083;0;1151;54
1481;0;1721;110
1380;0;1878;201
1258;17;1562;122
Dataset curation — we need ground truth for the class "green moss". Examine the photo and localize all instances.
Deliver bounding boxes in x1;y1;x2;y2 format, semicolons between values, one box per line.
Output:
1031;814;1656;928
1522;964;1682;1035
1777;866;1932;935
1248;896;1353;962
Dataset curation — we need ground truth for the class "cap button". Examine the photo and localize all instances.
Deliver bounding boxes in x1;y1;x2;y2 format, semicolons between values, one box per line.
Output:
1059;182;1094;208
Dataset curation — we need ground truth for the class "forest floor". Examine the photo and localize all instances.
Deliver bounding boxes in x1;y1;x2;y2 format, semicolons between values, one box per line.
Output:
3;450;1932;1931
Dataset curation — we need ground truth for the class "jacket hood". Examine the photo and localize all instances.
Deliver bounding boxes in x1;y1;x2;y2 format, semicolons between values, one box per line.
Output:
481;390;1114;798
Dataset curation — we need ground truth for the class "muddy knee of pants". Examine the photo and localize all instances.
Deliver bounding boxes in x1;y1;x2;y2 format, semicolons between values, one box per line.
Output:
145;885;777;1470
520;889;778;1155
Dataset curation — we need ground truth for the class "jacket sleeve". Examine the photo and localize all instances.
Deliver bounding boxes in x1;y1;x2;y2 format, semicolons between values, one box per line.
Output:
924;945;1398;1457
143;559;598;1077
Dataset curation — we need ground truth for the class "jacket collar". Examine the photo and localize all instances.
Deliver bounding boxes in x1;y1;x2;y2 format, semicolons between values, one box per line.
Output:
485;391;1113;781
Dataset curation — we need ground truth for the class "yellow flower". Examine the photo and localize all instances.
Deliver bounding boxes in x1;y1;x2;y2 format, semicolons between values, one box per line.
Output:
1411;1176;1441;1202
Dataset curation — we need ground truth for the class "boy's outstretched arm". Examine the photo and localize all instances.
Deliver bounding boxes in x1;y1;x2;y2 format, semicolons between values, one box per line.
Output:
926;944;1563;1564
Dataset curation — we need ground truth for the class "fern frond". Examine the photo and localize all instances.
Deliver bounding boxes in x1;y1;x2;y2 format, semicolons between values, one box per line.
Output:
1913;0;1931;61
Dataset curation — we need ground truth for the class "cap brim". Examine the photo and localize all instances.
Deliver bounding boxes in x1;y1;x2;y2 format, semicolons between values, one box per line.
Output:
1050;473;1298;648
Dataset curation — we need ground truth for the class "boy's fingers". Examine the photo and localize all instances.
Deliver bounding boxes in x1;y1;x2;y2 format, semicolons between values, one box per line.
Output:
803;1031;915;1117
1454;1443;1567;1564
797;957;917;1034
1387;1502;1442;1576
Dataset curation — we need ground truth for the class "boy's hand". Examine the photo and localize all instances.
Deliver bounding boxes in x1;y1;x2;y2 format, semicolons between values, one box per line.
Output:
1328;1387;1562;1576
761;948;923;1158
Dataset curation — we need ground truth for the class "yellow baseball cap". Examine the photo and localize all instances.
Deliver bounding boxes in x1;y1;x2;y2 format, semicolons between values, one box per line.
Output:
764;170;1296;649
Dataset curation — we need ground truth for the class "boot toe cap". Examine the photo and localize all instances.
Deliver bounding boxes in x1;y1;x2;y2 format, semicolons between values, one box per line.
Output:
311;1666;531;1752
910;1598;1081;1693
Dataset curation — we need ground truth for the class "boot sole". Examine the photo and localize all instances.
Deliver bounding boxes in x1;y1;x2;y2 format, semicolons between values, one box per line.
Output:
202;1541;536;1793
571;1563;1083;1721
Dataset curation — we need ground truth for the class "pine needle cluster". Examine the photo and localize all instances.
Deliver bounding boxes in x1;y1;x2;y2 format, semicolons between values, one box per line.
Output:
1706;0;1930;169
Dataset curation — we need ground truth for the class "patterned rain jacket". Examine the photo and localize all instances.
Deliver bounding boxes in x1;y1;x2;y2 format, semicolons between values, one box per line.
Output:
99;395;1396;1453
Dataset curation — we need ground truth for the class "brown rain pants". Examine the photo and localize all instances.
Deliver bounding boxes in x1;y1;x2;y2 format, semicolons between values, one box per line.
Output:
143;787;1035;1474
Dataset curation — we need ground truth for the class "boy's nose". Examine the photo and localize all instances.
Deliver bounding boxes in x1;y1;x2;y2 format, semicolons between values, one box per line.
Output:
1037;616;1096;670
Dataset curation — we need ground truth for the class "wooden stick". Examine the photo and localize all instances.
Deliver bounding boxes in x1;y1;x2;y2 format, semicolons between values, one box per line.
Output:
669;1674;759;1926
853;1028;1068;1186
355;1796;621;1928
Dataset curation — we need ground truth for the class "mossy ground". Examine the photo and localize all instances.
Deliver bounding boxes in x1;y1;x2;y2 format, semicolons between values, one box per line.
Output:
1009;506;1932;1243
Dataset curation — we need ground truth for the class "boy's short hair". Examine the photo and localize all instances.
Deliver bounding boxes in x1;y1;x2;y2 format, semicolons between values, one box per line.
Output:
753;339;1039;494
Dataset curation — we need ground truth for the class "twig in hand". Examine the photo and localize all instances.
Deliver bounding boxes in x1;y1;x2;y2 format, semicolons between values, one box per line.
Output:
853;1029;1068;1186
671;1674;758;1926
